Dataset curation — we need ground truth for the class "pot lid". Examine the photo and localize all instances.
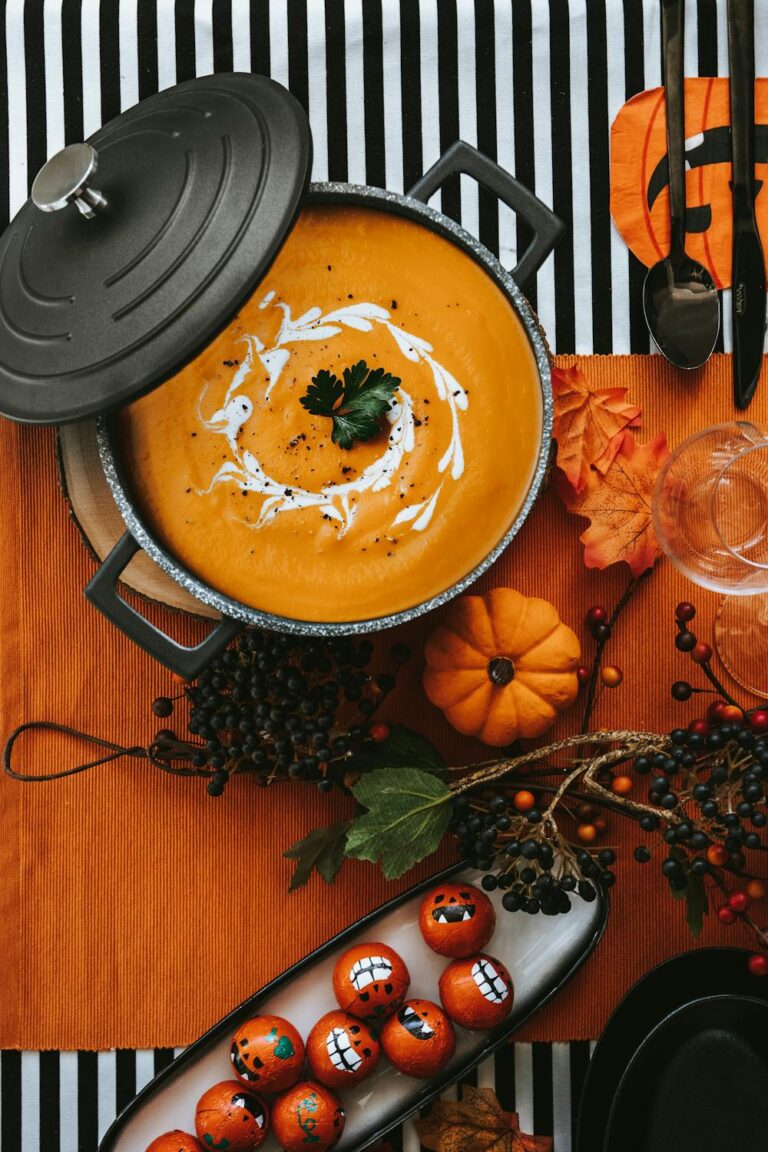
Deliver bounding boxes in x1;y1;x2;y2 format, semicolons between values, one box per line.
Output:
0;73;311;424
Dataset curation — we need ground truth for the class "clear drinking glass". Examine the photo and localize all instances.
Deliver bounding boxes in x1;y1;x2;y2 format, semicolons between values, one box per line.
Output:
652;422;768;698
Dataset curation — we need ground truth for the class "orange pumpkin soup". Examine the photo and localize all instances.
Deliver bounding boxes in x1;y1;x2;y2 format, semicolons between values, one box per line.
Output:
118;205;543;622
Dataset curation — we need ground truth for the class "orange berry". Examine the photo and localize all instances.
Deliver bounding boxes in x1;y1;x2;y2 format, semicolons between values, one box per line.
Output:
747;880;767;900
369;722;390;743
593;816;608;832
720;704;744;723
707;844;728;867
601;665;623;688
513;790;536;813
611;775;633;796
691;642;713;664
577;823;597;843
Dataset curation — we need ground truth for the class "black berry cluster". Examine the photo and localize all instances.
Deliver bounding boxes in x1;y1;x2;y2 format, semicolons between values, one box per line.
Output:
149;630;408;795
448;791;615;916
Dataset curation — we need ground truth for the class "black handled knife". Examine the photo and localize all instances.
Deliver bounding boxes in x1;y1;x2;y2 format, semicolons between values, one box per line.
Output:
729;0;765;409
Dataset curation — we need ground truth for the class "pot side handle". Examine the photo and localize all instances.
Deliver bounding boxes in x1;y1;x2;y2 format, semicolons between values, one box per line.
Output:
407;140;564;291
84;531;244;679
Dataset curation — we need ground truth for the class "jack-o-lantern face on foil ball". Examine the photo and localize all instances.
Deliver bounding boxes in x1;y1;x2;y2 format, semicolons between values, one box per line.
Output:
439;953;514;1029
271;1080;345;1152
306;1009;381;1088
418;882;496;958
145;1133;204;1152
230;1014;304;1093
195;1080;269;1152
332;942;410;1021
380;998;456;1078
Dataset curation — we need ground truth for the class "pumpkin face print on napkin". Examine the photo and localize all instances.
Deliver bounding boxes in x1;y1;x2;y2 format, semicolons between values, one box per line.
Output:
611;78;768;289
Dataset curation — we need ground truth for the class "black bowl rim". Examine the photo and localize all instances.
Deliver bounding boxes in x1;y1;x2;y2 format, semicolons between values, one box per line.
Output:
604;990;768;1140
576;947;768;1152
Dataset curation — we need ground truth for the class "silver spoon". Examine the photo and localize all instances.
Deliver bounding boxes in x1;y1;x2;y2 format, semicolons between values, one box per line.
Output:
643;0;720;369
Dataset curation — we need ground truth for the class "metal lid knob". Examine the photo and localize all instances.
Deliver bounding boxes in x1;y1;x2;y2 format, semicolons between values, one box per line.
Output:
31;142;108;219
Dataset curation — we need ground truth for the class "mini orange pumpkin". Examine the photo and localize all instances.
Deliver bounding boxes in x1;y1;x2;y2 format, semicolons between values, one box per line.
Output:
379;999;456;1078
195;1081;269;1152
423;588;581;746
146;1134;204;1152
271;1081;345;1152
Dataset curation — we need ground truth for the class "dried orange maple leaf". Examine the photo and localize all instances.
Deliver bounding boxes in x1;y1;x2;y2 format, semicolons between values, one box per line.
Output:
560;430;670;577
552;363;642;494
415;1084;552;1152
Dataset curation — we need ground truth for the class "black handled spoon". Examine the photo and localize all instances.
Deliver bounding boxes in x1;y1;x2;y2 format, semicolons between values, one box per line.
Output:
643;0;721;368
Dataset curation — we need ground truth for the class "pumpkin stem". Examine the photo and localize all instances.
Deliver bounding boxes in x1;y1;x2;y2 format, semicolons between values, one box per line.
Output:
487;657;515;686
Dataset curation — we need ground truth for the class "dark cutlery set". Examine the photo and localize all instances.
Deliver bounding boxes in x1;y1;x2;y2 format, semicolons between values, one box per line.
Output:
646;0;766;406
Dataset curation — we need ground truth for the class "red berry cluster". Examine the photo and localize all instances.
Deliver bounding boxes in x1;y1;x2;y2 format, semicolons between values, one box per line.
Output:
664;602;768;970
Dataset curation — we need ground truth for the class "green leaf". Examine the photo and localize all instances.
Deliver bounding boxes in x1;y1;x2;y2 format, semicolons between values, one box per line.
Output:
668;848;708;937
684;873;708;937
345;767;453;880
284;821;350;891
300;369;345;417
299;360;400;450
346;724;446;776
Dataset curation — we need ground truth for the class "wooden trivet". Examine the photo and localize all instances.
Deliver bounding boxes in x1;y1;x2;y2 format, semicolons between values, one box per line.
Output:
57;421;218;620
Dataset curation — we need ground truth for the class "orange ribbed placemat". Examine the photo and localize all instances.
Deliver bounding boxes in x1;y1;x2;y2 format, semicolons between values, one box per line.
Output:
0;353;765;1050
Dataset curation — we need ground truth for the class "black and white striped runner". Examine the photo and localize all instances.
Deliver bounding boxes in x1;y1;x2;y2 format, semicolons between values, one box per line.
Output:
2;0;763;356
0;1042;596;1152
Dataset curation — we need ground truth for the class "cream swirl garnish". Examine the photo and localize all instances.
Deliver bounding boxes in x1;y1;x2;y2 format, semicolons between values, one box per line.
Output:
198;296;467;537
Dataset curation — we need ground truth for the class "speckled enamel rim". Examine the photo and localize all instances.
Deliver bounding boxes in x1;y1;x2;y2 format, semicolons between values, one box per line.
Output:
96;181;554;636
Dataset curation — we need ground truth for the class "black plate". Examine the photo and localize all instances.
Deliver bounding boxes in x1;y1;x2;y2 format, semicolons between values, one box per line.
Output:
99;862;607;1152
577;948;768;1152
604;994;768;1151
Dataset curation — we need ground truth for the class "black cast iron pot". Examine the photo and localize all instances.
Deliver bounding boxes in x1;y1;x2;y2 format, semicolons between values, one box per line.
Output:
0;75;562;678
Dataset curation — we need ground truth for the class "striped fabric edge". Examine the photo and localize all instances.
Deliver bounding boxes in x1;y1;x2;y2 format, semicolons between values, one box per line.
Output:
0;1041;598;1152
3;0;761;355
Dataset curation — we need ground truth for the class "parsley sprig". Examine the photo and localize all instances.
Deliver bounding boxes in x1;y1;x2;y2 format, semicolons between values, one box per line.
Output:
300;359;401;450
